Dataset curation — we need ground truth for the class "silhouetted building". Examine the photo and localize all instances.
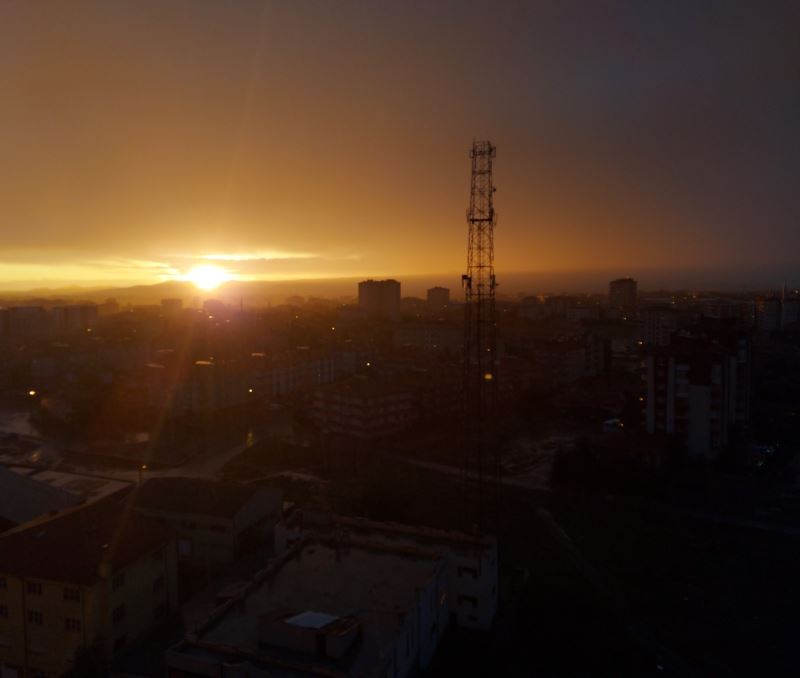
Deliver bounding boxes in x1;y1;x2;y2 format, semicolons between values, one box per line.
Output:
566;305;600;323
202;298;227;317
7;306;50;340
639;305;679;346
518;296;544;320
426;286;450;312
160;298;183;316
358;279;401;320
394;322;462;352
52;304;98;334
609;278;638;314
756;293;800;332
542;295;574;318
97;298;120;317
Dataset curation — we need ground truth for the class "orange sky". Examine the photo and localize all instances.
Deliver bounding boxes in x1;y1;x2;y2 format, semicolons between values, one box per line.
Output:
0;1;797;290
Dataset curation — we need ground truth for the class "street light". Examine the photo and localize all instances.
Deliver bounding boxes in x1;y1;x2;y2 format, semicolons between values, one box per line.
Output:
139;463;148;484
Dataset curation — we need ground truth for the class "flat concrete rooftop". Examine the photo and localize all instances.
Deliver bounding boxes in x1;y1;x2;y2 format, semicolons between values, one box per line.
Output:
194;540;441;675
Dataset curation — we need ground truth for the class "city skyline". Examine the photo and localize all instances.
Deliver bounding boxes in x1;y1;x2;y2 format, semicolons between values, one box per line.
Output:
1;1;798;290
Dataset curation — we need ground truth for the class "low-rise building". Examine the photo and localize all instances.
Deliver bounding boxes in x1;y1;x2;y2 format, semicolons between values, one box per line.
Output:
0;497;178;677
167;510;497;677
276;509;498;632
134;477;282;567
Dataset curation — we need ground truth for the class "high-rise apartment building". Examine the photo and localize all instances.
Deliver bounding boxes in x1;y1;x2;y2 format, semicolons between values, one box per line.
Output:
609;278;638;313
642;321;750;459
358;279;401;320
426;286;450;312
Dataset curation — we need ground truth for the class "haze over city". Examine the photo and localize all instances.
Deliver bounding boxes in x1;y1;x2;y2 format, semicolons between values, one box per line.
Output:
1;0;798;292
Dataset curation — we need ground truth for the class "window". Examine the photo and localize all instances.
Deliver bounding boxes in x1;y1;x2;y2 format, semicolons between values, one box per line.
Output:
0;605;7;618
63;587;81;603
64;618;81;632
112;604;126;624
151;549;163;563
113;634;127;652
457;566;478;579
112;572;125;592
27;610;43;625
457;595;478;609
26;582;42;595
0;577;6;590
152;575;164;593
154;602;167;621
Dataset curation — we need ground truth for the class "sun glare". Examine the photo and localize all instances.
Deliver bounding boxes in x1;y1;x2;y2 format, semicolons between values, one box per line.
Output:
187;264;230;291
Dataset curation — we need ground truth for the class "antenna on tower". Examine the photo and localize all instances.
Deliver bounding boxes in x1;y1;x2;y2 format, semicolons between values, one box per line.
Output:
462;139;500;532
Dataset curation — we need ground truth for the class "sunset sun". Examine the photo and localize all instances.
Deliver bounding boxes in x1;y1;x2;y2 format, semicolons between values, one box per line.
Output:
187;264;230;290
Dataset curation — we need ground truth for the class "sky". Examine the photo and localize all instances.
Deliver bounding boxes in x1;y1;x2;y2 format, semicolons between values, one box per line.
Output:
0;0;798;291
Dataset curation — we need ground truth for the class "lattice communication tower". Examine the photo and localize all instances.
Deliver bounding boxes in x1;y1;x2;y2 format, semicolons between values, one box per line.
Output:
462;140;499;529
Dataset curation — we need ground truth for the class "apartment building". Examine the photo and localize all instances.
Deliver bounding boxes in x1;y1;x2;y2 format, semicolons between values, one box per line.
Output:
0;497;177;677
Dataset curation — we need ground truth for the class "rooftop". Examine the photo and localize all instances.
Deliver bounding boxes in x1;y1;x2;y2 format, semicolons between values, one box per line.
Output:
287;509;496;559
0;464;80;529
0;495;174;585
181;538;442;676
135;476;276;519
8;466;131;504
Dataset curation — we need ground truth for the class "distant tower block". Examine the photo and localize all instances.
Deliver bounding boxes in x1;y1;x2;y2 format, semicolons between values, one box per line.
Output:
358;279;401;320
462;140;499;529
427;286;450;312
609;277;638;313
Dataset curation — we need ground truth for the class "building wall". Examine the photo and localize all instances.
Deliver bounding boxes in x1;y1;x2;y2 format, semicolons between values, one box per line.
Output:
687;384;712;457
231;490;282;547
358;280;401;320
137;509;236;565
0;539;176;677
103;539;179;658
0;576;109;678
447;543;498;631
139;491;280;567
